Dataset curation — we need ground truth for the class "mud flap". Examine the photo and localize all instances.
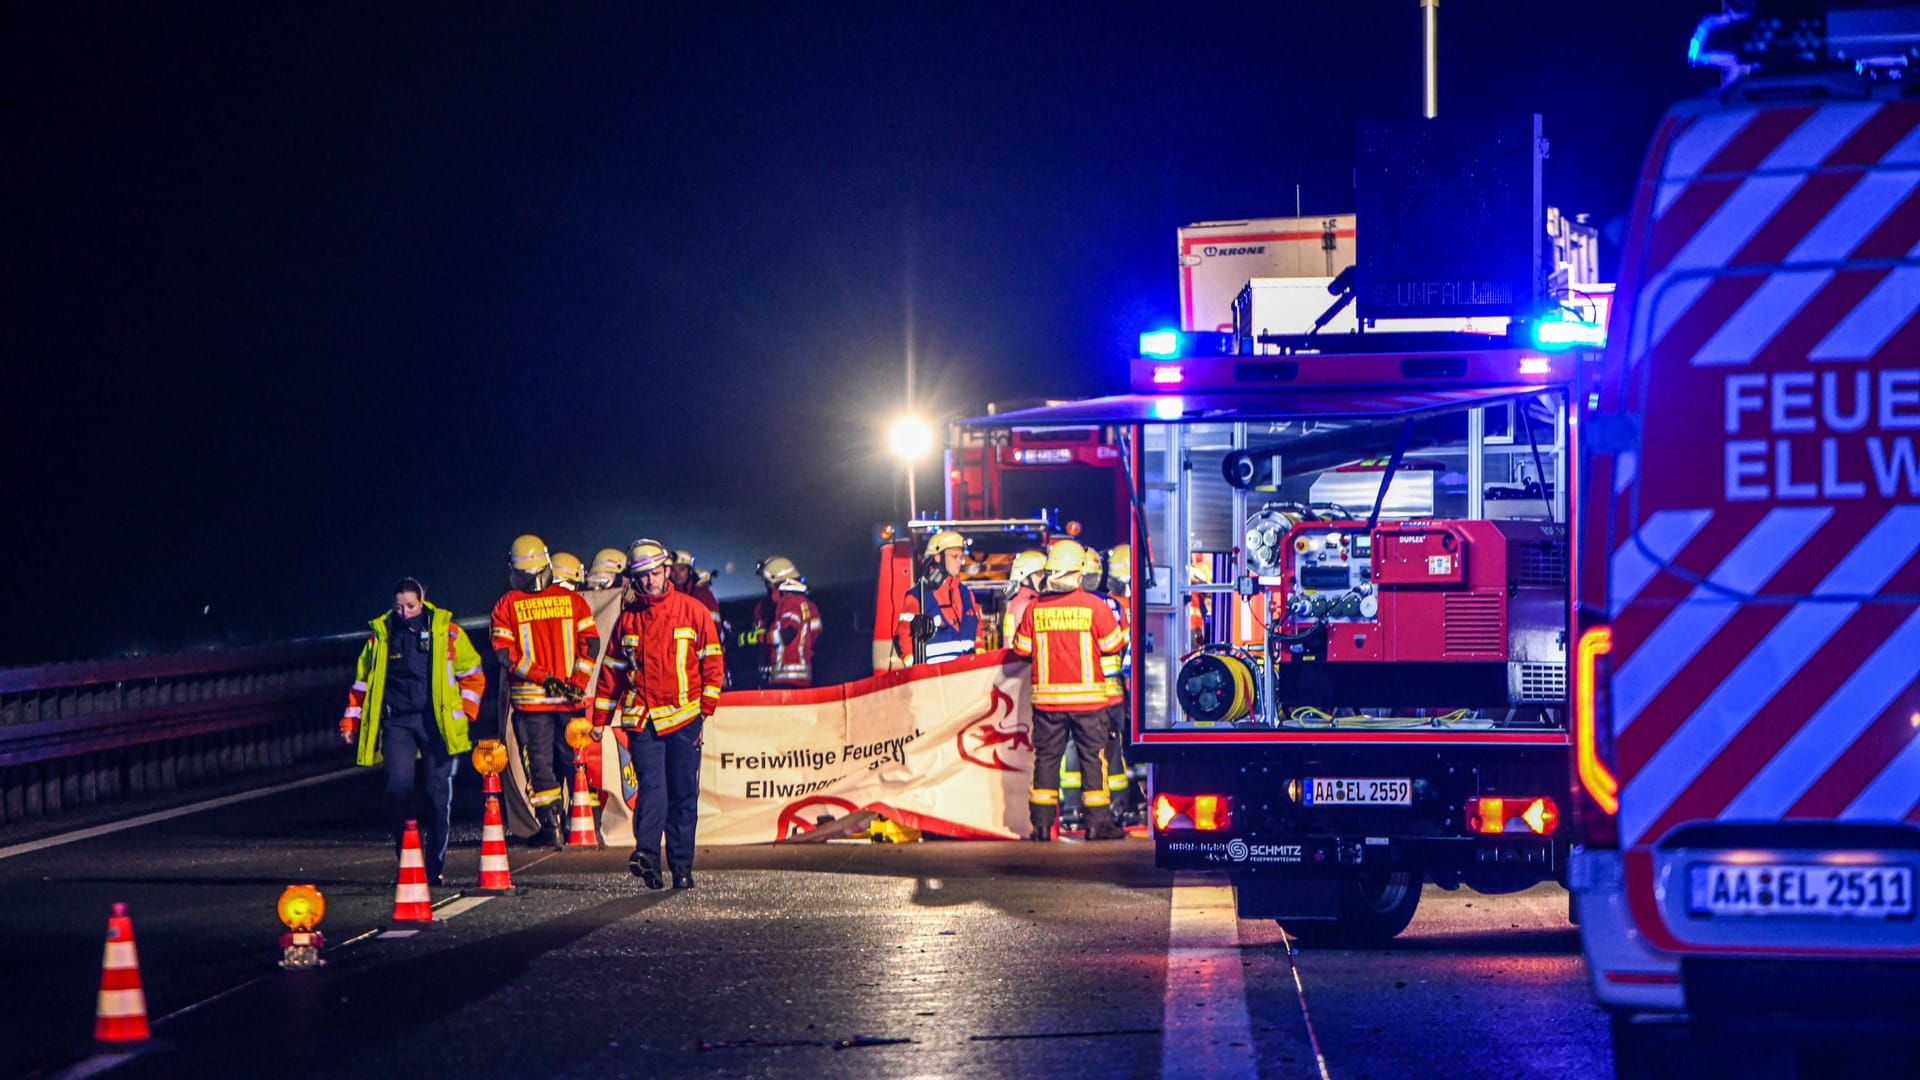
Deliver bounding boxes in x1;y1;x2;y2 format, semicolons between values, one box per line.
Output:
1232;875;1342;920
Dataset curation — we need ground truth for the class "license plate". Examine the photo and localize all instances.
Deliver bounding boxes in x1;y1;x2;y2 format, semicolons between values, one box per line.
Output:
1301;777;1411;806
1687;862;1915;919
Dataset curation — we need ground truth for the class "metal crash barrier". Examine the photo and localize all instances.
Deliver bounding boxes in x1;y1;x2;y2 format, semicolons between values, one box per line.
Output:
0;635;363;824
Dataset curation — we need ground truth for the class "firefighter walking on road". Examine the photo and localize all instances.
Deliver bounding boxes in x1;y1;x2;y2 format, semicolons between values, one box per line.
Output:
591;539;724;890
895;530;979;666
340;577;485;886
1011;540;1127;842
490;534;600;848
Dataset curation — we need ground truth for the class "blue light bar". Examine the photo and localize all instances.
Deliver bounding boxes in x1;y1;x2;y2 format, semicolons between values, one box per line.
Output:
1531;315;1607;350
1140;329;1181;358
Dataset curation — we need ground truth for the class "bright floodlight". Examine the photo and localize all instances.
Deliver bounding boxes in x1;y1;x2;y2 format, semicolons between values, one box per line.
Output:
889;415;934;461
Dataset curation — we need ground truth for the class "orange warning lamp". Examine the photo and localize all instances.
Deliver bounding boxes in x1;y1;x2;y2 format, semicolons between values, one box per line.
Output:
564;717;596;751
1064;520;1083;537
278;884;325;932
471;739;509;776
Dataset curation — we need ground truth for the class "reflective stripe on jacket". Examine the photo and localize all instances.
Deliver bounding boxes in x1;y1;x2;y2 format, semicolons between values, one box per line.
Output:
490;585;599;711
344;602;484;767
1011;588;1124;712
590;583;725;734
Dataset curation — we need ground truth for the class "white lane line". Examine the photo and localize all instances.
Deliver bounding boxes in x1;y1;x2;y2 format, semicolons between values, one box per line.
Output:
431;895;493;920
1279;929;1334;1080
1161;874;1256;1080
0;767;361;861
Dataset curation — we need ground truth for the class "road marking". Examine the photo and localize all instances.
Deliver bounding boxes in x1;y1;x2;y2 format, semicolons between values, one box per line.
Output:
1161;874;1256;1079
1279;929;1334;1080
0;767;360;861
432;895;493;920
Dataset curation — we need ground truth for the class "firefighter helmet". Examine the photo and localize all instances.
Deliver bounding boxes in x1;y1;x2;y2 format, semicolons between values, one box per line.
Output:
1107;544;1132;587
674;549;696;568
627;538;672;574
1008;549;1047;589
1045;539;1086;574
758;555;798;585
550;552;585;586
586;548;627;588
924;530;967;559
1080;546;1105;577
509;534;550;573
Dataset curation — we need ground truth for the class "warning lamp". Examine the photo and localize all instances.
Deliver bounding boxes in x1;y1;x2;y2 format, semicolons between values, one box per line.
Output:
1464;796;1559;836
277;884;327;970
1529;311;1607;351
1064;520;1083;538
1140;329;1182;358
471;739;509;777
1152;364;1184;385
1150;396;1185;421
1152;792;1233;832
564;716;596;752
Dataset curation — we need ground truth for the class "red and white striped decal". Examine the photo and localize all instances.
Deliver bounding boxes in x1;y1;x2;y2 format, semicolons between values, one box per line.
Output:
1608;99;1920;846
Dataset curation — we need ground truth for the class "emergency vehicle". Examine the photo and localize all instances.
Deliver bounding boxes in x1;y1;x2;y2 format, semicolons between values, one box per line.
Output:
959;112;1607;943
1568;4;1920;1066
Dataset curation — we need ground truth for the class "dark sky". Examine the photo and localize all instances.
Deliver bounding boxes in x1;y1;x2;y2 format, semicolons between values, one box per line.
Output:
6;2;1718;664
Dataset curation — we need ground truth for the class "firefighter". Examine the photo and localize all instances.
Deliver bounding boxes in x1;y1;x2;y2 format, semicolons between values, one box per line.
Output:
550;551;586;591
585;548;627;590
1095;544;1139;821
1001;549;1047;645
340;578;485;887
592;539;724;890
753;557;822;689
671;548;723;634
489;534;600;849
895;530;979;666
1011;539;1127;841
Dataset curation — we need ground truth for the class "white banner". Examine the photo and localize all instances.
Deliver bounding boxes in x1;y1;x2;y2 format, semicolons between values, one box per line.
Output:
501;594;1038;844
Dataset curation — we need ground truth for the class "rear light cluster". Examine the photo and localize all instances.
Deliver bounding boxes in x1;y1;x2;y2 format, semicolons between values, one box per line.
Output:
1464;795;1559;836
1574;624;1621;847
1153;792;1232;832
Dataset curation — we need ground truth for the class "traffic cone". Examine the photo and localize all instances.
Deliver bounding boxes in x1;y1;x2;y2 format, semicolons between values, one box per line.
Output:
94;902;150;1045
566;758;601;849
390;819;438;928
474;777;516;895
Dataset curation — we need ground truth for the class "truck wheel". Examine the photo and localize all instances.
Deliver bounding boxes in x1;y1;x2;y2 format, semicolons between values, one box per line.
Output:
1279;871;1422;946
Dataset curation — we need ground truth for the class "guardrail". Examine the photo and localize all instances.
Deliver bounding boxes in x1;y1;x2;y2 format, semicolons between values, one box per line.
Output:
0;634;364;825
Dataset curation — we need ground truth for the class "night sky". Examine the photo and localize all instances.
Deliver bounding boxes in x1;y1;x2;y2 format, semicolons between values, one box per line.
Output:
7;2;1718;665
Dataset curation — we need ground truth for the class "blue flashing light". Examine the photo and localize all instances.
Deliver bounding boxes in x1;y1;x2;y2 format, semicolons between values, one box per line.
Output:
1531;313;1607;351
1140;329;1182;359
1150;396;1185;421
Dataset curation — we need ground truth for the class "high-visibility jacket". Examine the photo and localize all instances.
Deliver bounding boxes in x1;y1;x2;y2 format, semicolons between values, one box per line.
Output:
687;580;723;633
1012;588;1123;712
1093;589;1131;704
591;583;725;734
1002;585;1039;647
490;584;599;712
895;577;979;665
343;602;484;767
758;584;822;687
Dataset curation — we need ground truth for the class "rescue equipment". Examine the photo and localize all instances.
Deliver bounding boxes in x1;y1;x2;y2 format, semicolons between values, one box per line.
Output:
1175;649;1260;724
276;885;326;970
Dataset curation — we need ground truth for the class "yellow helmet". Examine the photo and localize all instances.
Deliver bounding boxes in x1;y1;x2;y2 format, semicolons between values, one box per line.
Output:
586;548;627;587
550;551;585;586
674;549;696;567
1106;544;1132;586
627;538;671;574
924;530;967;559
1008;549;1047;587
1045;539;1087;573
758;555;798;585
1080;546;1105;577
509;534;550;573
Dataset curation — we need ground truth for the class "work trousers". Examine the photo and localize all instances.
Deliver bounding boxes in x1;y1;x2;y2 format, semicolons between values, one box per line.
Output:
1030;707;1110;810
1104;692;1135;805
513;708;574;809
629;717;704;873
383;712;455;880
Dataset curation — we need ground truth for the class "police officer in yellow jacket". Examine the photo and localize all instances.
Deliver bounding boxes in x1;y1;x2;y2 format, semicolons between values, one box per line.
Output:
340;578;485;886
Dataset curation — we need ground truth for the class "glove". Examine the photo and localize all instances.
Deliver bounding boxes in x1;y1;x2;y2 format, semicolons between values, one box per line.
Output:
779;625;799;645
339;717;356;745
542;675;574;701
909;614;936;643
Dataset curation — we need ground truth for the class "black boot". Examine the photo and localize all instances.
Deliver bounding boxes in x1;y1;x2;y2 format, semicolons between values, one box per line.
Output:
1028;804;1058;842
629;849;665;890
1084;804;1127;840
540;805;568;850
672;870;695;890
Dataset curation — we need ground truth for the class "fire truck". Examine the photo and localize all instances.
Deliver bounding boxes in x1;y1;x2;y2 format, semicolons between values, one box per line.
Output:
959;113;1608;943
1569;3;1920;1067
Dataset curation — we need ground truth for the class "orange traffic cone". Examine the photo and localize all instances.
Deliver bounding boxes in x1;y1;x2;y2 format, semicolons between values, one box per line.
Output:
566;758;601;849
390;819;438;928
475;776;516;895
94;902;150;1045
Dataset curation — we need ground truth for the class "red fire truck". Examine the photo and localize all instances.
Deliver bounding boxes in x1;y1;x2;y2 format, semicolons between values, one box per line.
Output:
1568;4;1920;1067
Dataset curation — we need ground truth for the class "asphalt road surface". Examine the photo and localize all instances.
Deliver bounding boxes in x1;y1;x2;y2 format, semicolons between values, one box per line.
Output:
0;767;1610;1079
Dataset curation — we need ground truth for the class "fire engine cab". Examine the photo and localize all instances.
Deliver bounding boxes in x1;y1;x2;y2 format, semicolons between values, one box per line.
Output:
964;109;1606;943
1571;3;1920;1069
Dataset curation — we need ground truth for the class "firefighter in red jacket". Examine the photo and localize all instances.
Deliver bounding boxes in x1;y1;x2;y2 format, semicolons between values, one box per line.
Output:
670;548;723;634
1011;539;1128;841
753;556;823;688
490;534;600;848
1000;549;1047;646
895;530;979;666
591;539;725;890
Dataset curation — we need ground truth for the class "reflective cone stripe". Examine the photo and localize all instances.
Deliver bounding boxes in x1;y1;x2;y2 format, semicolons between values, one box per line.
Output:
566;760;601;849
391;819;435;924
476;795;515;893
94;902;150;1044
